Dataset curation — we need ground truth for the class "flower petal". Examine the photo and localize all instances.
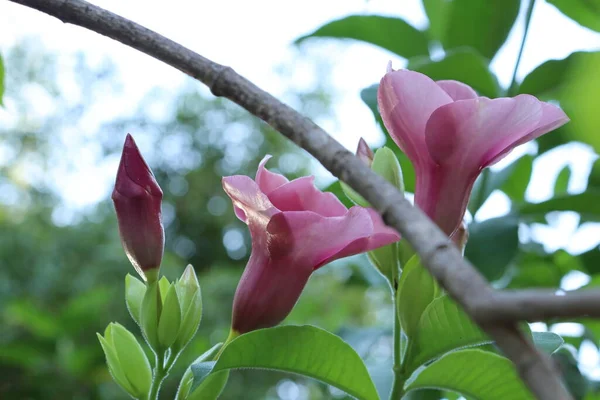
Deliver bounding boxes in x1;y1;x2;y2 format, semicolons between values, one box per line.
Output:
424;95;545;167
266;208;375;269
436;80;479;101
255;155;289;195
267;176;348;217
318;208;400;267
222;175;278;223
377;69;453;165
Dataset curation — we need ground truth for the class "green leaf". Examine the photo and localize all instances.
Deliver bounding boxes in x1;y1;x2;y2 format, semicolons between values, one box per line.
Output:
422;0;520;59
409;49;500;97
397;256;439;339
0;54;4;106
518;51;600;153
404;295;490;374
191;325;379;400
110;323;153;398
532;331;564;355
465;216;519;282
404;349;533;399
296;15;429;59
125;274;146;325
159;276;170;301
97;330;135;396
547;0;600;32
158;284;182;348
468;155;534;215
177;344;229;400
554;165;571;197
141;281;161;350
174;291;203;351
518;192;600;223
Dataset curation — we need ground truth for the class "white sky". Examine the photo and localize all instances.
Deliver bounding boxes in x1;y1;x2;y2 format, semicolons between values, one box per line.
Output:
0;0;599;239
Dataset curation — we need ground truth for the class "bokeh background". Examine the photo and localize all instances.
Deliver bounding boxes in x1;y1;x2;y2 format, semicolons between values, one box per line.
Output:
1;0;600;399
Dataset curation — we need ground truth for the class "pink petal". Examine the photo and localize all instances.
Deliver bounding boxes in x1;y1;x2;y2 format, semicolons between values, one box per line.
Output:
266;208;374;269
424;95;545;167
267;176;348;217
255;155;289;195
436;80;479;101
222;175;278;223
377;69;453;166
485;99;569;166
318;208;400;267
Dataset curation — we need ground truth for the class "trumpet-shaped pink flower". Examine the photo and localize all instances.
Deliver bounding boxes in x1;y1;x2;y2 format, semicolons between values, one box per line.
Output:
112;134;164;282
223;156;400;333
378;68;569;236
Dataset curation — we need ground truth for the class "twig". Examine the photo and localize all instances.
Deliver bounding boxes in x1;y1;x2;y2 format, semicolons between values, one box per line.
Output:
8;0;581;398
476;290;600;323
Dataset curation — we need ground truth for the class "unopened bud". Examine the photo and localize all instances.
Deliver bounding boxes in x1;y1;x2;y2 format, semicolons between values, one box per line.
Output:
112;134;164;283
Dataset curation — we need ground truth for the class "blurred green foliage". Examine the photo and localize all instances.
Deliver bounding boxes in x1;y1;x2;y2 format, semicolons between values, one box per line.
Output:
1;0;600;399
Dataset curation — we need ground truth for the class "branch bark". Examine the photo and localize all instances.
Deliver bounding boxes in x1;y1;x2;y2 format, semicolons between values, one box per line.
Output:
8;0;589;398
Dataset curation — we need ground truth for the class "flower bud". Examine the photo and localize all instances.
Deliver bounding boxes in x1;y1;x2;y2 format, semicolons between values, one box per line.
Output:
341;138;373;207
173;265;203;352
356;137;374;167
112;134;164;283
97;323;152;399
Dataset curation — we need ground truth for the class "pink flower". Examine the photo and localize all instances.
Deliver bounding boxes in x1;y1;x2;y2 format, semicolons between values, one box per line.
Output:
377;68;569;236
222;156;400;333
112;134;164;282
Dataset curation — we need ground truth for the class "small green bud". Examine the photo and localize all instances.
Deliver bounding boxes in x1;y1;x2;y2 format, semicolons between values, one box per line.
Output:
158;283;182;349
371;147;404;193
396;256;440;339
173;265;203;352
97;323;152;399
125;274;146;325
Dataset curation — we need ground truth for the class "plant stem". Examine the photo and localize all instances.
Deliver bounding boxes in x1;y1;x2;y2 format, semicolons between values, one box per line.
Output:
508;0;536;95
148;351;167;400
389;308;405;400
389;245;406;400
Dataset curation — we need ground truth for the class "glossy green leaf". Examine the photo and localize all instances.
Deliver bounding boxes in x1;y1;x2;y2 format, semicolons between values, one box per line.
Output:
409;49;500;97
547;0;600;32
518;192;600;223
465;216;519;281
404;295;490;374
158;284;182;348
191;325;379;400
97;330;135;396
397;256;439;339
296;15;429;59
422;0;520;59
469;155;534;214
518;51;600;153
177;344;229;400
552;346;589;399
554;165;572;197
404;349;533;399
125;274;146;325
532;331;564;355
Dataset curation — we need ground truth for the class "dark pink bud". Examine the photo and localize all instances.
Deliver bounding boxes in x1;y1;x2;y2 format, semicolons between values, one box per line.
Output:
112;134;164;282
356;138;374;167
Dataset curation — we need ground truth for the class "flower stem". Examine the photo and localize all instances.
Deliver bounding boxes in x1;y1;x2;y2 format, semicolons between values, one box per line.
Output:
389;307;406;400
508;0;536;95
147;351;170;400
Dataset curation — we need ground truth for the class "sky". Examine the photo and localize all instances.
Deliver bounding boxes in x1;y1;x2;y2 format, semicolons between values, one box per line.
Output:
2;0;600;384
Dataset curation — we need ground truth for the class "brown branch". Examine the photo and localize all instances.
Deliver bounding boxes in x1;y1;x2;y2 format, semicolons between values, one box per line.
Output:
476;290;600;323
7;0;581;398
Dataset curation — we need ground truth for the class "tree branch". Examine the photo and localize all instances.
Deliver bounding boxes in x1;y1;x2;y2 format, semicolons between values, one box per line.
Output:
8;0;586;398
